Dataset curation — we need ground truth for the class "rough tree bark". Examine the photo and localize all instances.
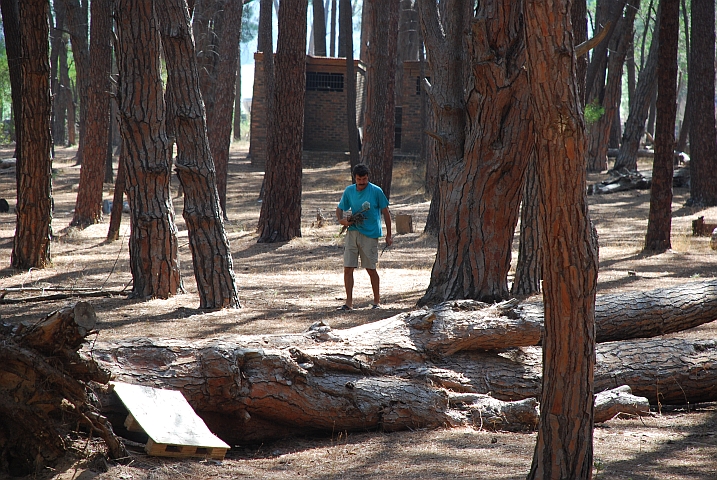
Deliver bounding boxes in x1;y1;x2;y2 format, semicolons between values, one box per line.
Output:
524;0;599;477
687;0;717;206
257;0;307;243
360;0;399;198
116;0;182;299
419;1;534;305
511;153;541;296
157;0;240;309
71;0;112;228
644;0;678;252
205;0;243;217
89;281;717;446
12;0;53;270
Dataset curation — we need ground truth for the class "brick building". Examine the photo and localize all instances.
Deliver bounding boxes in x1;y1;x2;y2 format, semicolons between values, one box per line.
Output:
248;54;427;166
249;53;366;167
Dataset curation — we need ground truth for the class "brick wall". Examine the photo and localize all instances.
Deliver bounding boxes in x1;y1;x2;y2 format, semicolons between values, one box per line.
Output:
398;61;426;155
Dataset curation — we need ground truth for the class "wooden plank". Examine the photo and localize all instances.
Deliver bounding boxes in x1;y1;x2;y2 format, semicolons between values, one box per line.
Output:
111;381;229;458
123;412;144;433
145;439;227;460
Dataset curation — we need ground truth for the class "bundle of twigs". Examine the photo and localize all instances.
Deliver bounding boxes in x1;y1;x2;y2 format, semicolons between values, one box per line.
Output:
339;201;371;235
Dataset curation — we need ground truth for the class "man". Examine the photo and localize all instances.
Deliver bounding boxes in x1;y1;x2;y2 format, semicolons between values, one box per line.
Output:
336;164;392;310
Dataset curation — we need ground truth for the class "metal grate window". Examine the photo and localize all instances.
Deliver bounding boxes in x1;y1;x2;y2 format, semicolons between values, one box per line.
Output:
306;72;344;92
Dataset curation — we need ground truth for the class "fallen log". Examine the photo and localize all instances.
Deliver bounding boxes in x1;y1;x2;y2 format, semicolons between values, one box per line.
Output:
0;302;126;476
90;289;717;446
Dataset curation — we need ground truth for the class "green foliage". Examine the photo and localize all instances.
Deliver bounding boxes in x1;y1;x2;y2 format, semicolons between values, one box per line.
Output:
241;2;258;45
584;99;605;125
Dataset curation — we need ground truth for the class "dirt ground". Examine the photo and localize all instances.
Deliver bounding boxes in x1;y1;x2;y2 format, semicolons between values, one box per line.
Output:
1;142;717;479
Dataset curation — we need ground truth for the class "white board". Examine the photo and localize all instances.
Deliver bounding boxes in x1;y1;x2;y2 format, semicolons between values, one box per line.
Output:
111;381;229;450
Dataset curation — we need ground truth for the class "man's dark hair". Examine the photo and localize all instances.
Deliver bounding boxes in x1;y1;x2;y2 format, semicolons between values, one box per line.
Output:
353;164;370;177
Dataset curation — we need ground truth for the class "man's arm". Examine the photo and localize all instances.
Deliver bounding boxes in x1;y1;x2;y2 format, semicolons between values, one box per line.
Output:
382;207;393;245
336;207;351;227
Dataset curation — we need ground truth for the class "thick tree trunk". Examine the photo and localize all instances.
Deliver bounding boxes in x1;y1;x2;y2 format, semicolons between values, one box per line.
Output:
612;13;659;172
257;0;307;243
419;1;533;306
89;285;717;445
71;0;112;228
12;0;53;269
0;302;126;476
687;0;717;206
361;0;399;199
525;0;599;477
157;0;240;309
116;0;182;299
644;0;678;251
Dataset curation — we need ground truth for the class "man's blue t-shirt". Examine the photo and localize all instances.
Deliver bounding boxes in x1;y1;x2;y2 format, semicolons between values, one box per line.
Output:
337;182;389;239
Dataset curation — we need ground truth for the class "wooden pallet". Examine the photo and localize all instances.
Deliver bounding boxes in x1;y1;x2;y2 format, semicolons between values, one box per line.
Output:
112;382;230;460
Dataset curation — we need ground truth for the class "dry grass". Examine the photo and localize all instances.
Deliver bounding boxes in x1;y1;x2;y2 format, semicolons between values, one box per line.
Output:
1;144;717;479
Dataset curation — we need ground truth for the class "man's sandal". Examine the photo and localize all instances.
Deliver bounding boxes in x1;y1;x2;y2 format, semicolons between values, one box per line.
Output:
337;305;352;311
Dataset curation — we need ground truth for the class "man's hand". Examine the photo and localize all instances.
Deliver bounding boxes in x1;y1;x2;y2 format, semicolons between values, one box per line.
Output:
385;234;393;246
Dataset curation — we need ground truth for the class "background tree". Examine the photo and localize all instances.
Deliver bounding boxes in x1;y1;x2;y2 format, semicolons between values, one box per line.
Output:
12;0;53;269
511;154;541;297
116;0;182;298
586;0;638;172
233;2;258;141
194;0;244;217
60;0;89;163
341;0;359;169
687;0;717;206
70;0;113;228
612;6;659;172
49;0;66;148
419;0;534;306
257;0;307;243
312;0;327;56
157;0;240;309
0;0;22;158
524;0;599;476
644;0;679;251
360;0;398;198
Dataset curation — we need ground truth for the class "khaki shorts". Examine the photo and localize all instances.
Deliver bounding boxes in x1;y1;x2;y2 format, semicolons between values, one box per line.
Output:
344;230;379;269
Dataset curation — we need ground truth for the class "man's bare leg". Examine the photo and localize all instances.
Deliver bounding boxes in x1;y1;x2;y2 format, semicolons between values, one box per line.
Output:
367;268;380;306
344;267;355;308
